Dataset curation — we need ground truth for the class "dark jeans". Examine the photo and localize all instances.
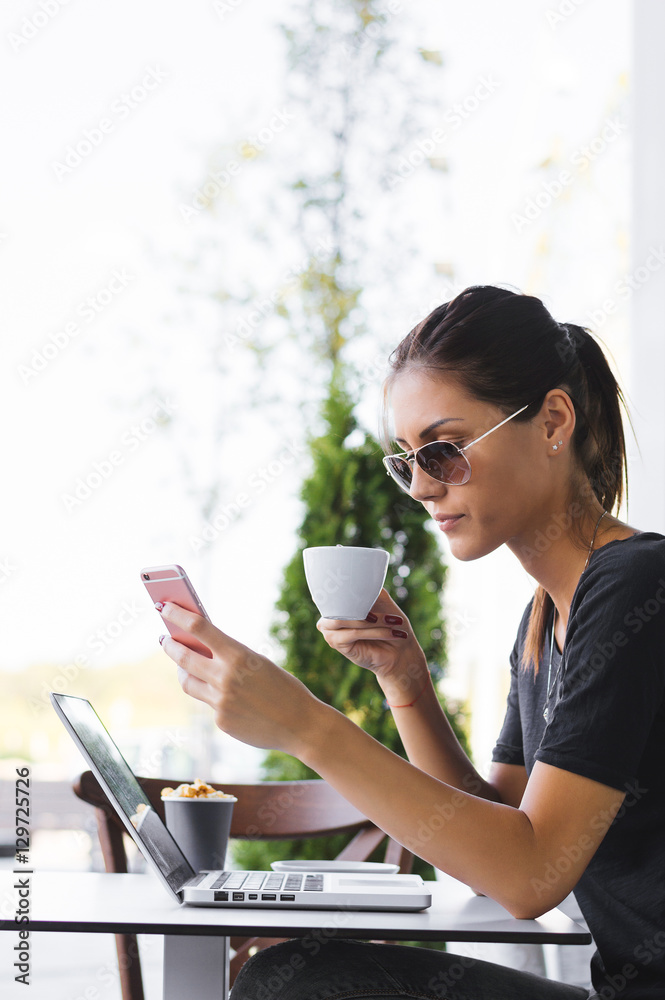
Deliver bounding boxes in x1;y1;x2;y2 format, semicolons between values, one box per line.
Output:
230;938;595;1000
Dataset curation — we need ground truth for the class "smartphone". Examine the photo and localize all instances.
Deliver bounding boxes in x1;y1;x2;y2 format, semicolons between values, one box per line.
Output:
140;564;213;658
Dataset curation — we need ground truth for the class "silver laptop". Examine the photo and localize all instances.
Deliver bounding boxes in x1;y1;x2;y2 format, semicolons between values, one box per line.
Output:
52;693;431;912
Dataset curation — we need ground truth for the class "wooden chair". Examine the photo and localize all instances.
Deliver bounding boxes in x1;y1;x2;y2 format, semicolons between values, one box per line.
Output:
73;771;413;1000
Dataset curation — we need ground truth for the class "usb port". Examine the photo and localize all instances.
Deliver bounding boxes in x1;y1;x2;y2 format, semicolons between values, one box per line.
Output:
261;893;277;900
248;893;258;899
232;892;244;901
214;891;228;901
280;894;296;901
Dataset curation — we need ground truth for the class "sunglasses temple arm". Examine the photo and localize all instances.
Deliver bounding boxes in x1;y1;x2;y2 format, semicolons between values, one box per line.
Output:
463;401;531;450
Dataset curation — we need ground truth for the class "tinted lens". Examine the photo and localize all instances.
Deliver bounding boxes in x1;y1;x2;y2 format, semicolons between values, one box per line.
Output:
384;456;413;492
417;442;470;486
384;442;471;492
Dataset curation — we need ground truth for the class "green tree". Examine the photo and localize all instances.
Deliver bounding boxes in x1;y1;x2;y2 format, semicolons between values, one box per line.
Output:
233;367;469;876
230;1;465;883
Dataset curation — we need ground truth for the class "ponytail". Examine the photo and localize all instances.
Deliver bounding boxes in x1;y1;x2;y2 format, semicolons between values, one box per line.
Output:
520;323;628;673
381;288;630;674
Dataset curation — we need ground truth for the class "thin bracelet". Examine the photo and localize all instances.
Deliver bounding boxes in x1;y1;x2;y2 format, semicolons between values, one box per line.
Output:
386;675;430;709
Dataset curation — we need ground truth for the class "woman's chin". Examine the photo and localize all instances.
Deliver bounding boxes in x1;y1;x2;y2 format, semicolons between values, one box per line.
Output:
446;533;503;563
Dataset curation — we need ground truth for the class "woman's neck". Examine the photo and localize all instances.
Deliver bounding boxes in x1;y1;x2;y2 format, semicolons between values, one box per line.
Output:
507;508;637;633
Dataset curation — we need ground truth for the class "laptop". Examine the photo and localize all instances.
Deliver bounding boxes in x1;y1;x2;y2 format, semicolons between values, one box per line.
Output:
52;692;431;912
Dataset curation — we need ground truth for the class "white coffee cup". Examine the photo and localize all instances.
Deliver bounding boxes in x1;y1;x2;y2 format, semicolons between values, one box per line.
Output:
303;545;390;620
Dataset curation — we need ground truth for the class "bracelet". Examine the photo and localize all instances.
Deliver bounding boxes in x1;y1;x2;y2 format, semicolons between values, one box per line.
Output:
386;675;430;709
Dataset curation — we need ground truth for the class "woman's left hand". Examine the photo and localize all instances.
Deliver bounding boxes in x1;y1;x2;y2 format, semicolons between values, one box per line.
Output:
157;601;327;756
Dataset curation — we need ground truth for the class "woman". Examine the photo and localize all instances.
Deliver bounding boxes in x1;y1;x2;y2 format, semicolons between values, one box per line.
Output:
158;285;665;998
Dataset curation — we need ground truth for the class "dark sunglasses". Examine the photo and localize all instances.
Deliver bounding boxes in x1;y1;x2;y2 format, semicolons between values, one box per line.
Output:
382;403;532;494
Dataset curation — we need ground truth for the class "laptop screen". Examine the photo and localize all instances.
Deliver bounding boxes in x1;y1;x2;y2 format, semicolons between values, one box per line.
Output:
52;692;194;899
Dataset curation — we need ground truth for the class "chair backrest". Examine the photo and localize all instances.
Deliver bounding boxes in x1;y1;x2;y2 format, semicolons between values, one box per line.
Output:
74;769;412;862
73;770;414;1000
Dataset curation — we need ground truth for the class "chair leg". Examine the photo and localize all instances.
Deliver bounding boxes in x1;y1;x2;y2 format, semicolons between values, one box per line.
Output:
115;932;145;1000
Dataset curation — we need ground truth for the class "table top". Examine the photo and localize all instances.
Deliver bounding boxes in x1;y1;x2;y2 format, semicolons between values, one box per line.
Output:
0;870;591;945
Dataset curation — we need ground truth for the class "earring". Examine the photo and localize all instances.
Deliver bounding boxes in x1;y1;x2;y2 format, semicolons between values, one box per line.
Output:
552;440;563;451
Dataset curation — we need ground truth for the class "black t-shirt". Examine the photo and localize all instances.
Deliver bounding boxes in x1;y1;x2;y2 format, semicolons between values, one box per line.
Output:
492;532;665;999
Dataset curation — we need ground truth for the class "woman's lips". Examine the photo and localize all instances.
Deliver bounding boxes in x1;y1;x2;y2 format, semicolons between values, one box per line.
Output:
435;515;464;532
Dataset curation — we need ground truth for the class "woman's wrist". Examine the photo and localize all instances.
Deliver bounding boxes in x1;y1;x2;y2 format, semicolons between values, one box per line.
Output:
296;700;350;771
377;652;431;707
385;673;431;708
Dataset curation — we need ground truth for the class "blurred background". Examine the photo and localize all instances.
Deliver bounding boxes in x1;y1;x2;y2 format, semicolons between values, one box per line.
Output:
4;0;662;994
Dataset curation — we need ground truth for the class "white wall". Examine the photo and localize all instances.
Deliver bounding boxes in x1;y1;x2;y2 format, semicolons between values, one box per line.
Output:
628;0;665;534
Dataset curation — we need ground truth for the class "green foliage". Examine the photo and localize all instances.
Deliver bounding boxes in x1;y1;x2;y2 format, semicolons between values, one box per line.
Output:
232;372;469;876
227;0;465;904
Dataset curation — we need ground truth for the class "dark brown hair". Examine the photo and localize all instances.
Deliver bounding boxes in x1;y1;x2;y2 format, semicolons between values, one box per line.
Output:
381;285;629;672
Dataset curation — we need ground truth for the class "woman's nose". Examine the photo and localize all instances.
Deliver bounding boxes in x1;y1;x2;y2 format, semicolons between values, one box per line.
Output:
409;461;448;503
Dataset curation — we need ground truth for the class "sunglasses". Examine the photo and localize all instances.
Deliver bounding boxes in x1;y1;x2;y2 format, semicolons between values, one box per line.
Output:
382;402;533;494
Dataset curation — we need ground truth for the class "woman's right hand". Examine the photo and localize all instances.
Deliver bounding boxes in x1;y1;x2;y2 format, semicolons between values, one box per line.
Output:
316;588;429;701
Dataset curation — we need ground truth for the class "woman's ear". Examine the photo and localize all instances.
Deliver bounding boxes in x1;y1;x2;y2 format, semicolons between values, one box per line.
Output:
541;389;576;454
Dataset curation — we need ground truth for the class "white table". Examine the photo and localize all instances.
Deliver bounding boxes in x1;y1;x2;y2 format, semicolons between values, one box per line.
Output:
0;870;591;998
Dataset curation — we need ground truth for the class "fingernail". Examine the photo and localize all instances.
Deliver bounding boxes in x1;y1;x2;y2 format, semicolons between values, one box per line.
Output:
385;615;403;625
365;612;378;622
392;629;408;638
154;602;164;612
158;634;166;645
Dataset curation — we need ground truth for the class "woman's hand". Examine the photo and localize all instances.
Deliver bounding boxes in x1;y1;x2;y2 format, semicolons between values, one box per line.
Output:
316;588;429;704
157;601;329;757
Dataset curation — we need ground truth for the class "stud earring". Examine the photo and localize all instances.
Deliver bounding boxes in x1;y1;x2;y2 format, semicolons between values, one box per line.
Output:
552;440;563;451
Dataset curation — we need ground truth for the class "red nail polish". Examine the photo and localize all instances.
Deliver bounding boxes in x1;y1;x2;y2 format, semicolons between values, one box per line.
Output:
154;602;164;612
366;612;378;622
159;634;166;645
385;615;403;625
392;629;408;638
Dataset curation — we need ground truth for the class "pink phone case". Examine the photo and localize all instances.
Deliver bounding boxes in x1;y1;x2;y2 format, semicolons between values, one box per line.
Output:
140;564;213;658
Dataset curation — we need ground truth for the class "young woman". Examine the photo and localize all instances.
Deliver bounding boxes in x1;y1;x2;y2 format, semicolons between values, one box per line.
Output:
158;285;665;999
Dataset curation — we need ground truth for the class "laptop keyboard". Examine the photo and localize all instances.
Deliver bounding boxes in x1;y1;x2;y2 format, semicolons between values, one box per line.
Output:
209;871;324;891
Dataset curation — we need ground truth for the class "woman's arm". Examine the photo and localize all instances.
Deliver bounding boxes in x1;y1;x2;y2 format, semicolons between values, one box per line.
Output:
158;601;624;919
300;704;624;918
315;590;507;804
374;671;505;803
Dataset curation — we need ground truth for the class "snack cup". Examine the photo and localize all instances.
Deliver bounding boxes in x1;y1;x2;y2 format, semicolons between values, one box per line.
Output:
163;794;237;872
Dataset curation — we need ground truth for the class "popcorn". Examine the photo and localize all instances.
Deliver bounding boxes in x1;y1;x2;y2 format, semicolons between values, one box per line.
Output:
160;778;235;800
130;802;148;829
